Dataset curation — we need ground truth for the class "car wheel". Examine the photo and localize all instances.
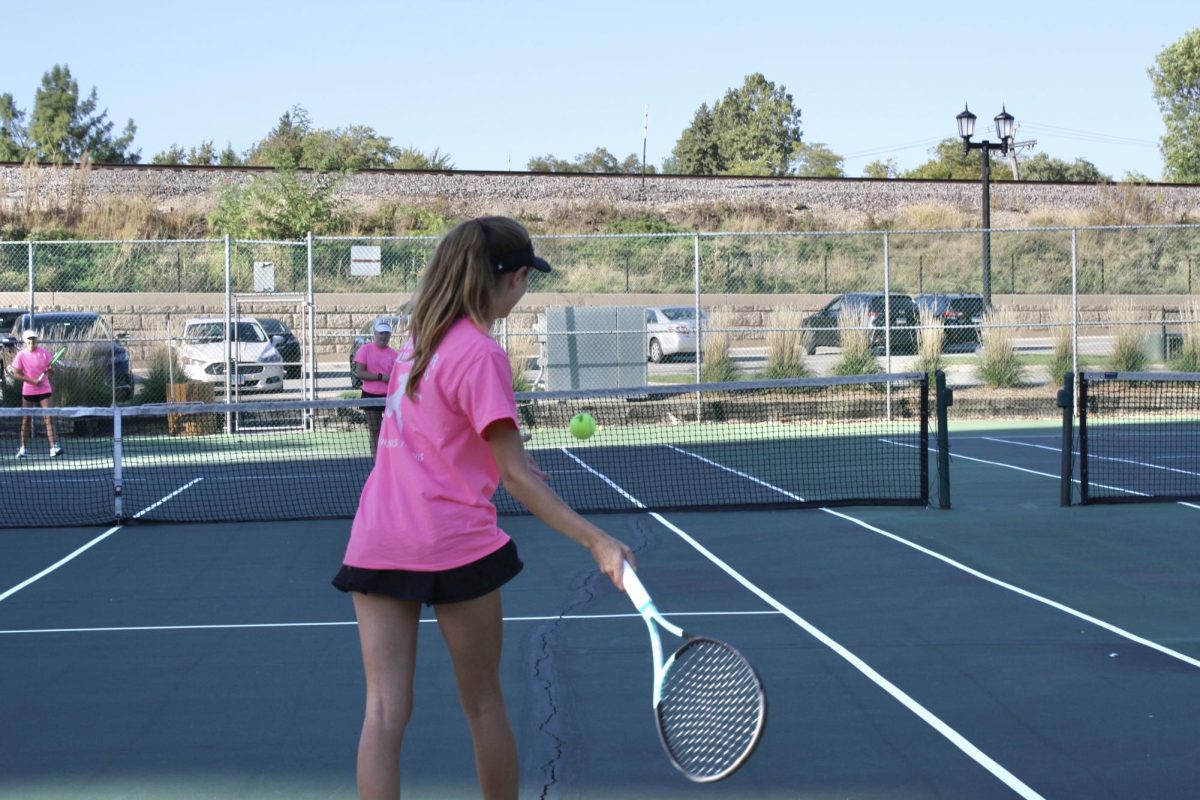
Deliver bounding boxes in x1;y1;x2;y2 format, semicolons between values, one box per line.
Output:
648;338;664;363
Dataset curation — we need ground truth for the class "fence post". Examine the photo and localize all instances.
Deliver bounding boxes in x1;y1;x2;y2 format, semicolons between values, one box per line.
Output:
1070;229;1078;385
306;231;316;404
27;240;34;314
224;235;233;414
693;233;701;384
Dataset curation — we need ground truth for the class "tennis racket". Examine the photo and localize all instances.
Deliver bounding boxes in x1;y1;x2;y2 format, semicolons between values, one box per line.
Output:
622;561;766;782
36;347;67;382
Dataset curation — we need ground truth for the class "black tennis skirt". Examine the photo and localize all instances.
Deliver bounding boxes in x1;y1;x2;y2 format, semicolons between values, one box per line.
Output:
332;539;522;606
22;392;52;404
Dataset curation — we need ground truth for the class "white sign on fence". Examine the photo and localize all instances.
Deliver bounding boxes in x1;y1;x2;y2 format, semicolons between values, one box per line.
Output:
253;261;275;292
350;245;382;277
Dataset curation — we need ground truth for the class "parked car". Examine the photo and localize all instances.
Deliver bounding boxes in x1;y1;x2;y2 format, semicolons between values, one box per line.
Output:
256;317;301;378
178;317;284;393
349;314;408;389
1;311;134;400
802;293;919;355
646;306;710;363
914;293;987;350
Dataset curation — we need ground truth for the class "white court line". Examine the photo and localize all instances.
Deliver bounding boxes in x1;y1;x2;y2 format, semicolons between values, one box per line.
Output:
0;610;781;636
0;478;204;604
975;437;1200;510
561;446;1045;800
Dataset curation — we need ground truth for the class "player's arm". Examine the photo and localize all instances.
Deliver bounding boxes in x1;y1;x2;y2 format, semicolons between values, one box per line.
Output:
352;353;378;382
485;419;632;589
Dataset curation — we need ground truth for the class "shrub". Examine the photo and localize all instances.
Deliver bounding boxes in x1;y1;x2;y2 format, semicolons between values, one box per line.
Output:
136;344;188;404
978;307;1024;388
832;305;881;376
699;311;739;383
914;309;945;377
1107;299;1148;373
1048;299;1074;387
1169;301;1200;372
761;309;810;380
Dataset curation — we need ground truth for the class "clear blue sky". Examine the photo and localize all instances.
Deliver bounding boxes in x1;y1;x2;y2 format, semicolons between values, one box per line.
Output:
2;0;1194;180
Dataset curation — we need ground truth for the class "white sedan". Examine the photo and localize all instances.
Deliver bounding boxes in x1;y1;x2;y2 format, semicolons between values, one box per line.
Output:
646;306;708;362
178;318;285;392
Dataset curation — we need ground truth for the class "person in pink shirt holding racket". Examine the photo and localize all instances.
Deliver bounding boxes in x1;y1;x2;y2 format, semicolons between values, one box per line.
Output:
333;216;633;800
353;319;400;456
11;330;62;459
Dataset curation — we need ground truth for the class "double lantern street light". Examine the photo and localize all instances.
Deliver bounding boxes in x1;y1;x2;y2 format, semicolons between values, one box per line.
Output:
956;104;1015;309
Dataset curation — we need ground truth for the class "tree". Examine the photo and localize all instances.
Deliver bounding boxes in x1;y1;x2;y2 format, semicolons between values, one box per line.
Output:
245;107;452;171
151;144;187;165
671;104;721;174
1018;152;1110;183
0;94;30;161
672;74;803;176
904;138;1005;180
1149;28;1200;182
862;159;899;179
1;65;138;163
526;147;652;173
794;142;844;177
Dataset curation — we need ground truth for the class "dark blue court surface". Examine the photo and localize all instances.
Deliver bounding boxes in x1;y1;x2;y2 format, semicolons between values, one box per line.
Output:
4;420;1200;798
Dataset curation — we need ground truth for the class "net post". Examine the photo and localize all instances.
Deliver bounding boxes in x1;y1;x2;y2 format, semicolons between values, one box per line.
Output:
1056;372;1074;507
934;370;951;509
113;408;124;522
1077;373;1089;504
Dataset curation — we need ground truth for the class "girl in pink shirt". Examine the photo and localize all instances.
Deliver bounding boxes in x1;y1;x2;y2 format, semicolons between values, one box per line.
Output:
11;330;61;459
333;216;632;800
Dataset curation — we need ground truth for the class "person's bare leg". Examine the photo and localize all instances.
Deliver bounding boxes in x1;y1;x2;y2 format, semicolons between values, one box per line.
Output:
436;590;518;800
352;592;421;799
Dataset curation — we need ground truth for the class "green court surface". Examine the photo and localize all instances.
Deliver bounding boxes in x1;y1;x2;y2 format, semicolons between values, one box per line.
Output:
2;414;1200;798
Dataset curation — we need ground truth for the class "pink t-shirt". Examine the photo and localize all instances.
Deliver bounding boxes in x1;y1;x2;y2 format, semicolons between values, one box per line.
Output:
12;347;53;396
344;317;519;571
354;343;398;395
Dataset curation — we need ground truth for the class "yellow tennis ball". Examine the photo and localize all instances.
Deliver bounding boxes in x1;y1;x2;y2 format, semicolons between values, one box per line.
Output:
569;412;596;440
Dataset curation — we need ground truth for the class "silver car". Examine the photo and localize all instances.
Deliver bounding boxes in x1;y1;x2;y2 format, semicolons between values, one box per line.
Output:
646;306;709;362
178;318;285;392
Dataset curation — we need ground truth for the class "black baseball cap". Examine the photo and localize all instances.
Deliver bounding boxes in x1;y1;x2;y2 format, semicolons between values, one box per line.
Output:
492;241;552;274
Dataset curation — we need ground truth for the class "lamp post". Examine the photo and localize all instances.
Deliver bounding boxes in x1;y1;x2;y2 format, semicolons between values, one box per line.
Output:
957;104;1015;308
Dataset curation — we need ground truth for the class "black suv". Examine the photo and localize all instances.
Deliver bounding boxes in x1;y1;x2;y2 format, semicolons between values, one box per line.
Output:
803;293;919;355
1;311;134;401
914;293;986;350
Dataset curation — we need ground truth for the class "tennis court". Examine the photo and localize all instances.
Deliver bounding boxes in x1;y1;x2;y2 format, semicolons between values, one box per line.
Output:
3;374;1200;798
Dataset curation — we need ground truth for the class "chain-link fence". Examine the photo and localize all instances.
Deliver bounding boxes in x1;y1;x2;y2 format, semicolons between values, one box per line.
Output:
1;225;1197;411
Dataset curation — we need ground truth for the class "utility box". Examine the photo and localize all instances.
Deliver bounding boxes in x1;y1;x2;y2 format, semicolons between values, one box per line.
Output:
543;306;646;390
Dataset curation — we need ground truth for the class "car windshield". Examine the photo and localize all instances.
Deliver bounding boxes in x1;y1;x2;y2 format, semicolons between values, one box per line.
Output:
660;308;707;322
22;314;111;340
258;319;285;334
185;322;267;343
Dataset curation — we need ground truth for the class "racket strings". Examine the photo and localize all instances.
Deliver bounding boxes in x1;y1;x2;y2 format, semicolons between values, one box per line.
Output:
657;638;764;780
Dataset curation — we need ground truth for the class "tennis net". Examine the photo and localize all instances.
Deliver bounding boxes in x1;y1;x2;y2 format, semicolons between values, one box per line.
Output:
0;372;935;528
1075;371;1200;504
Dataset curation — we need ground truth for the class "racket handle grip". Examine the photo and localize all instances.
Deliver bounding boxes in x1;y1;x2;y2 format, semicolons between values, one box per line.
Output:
622;561;652;611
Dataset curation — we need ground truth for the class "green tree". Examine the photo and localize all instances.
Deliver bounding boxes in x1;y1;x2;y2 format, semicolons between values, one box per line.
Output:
218;143;243;166
0;94;30;161
1019;152;1110;182
794;142;844;177
1149;28;1200;182
904;138;1004;180
25;65;138;163
527;147;652;173
245;106;452;171
151;144;187;165
673;74;803;176
862;158;898;179
207;168;344;238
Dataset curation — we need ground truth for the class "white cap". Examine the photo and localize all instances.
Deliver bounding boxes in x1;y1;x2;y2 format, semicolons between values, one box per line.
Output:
22;330;38;340
374;321;392;334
